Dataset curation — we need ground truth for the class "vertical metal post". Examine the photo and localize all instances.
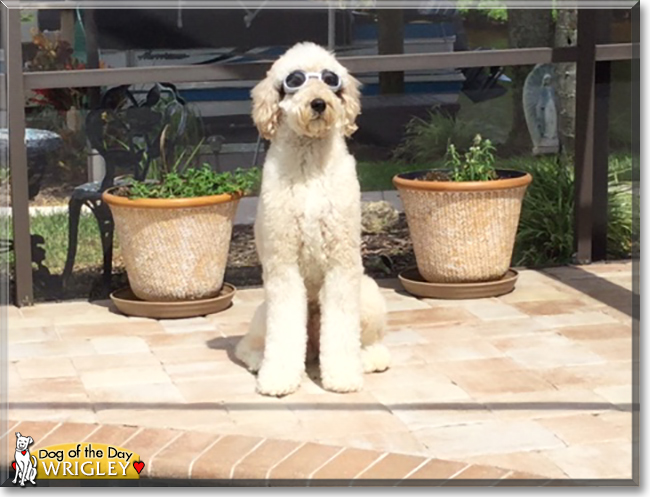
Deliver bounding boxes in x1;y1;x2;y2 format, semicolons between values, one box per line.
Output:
84;8;101;109
573;9;597;264
5;8;33;306
591;9;612;261
327;7;336;51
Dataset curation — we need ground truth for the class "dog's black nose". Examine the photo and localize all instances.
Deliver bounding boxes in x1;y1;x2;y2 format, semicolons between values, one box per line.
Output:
311;98;326;113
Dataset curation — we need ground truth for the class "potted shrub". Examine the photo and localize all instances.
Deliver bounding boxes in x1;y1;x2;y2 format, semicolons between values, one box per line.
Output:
103;143;259;303
393;135;532;284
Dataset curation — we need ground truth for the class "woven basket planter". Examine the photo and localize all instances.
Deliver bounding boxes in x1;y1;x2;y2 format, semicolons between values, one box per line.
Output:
393;170;532;283
103;190;240;302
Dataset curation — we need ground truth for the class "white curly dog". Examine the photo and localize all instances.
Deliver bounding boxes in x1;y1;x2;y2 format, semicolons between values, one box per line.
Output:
234;42;391;396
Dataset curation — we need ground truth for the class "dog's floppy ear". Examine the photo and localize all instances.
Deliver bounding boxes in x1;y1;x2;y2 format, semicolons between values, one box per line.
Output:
27;437;33;445
251;73;281;140
341;73;362;137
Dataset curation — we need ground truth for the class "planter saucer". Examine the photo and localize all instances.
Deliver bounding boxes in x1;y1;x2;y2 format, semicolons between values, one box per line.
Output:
398;268;519;300
110;283;237;319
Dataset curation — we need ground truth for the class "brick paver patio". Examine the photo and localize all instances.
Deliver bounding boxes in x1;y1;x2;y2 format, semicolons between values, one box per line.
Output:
3;261;636;483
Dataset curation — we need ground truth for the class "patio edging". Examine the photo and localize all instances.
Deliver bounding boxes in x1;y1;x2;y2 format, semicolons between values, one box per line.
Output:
2;420;552;486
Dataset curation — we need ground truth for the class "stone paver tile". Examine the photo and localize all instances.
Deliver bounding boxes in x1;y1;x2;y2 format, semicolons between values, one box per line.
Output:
228;400;305;440
387;307;477;329
365;365;470;400
353;453;426;482
594;411;633;439
399;458;467;484
409;323;479;342
164;360;243;380
149;431;222;479
80;365;171;390
499;284;570;304
72;353;162;372
382;328;427;346
463;300;528;321
191;434;265;479
144;331;222;350
120;428;181;470
443;463;510;485
7;326;58;343
479;389;615;420
55;321;164;339
443;368;556;396
459;318;547;338
158;317;218;334
293;405;409;440
371;382;471;406
593;385;632;405
230;287;264;304
232;439;302;480
9;340;96;360
205;304;258;326
541;441;633;479
175;374;257;401
383;293;432;312
491;332;605;369
386;345;427;367
152;345;233;365
460;451;567;479
82;425;141;446
513;299;593;316
96;408;237;435
2;305;23;320
414;340;505;363
14;357;77;379
427;357;524;375
537;413;630;445
7;376;88;402
212;322;250;338
531;311;620;329
556;323;631;341
317;430;427;457
311;447;384;481
90;336;150;355
535;361;631;390
33;422;99;449
86;381;185;404
414;420;564;459
269;442;342;481
392;404;497;432
581;339;631;361
7;408;97;425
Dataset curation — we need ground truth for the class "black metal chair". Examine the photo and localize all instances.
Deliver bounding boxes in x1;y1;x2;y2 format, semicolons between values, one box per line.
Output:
62;83;190;296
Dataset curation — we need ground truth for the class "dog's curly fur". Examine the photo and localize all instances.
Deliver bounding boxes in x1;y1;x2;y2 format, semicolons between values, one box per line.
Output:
235;42;390;397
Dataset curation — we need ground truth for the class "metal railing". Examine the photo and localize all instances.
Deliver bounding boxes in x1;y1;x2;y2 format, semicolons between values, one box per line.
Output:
1;7;636;306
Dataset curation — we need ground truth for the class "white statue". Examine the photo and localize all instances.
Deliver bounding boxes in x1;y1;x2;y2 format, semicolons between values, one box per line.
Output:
524;64;560;155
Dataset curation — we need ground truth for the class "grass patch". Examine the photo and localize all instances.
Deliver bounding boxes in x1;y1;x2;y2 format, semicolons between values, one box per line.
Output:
0;212;119;274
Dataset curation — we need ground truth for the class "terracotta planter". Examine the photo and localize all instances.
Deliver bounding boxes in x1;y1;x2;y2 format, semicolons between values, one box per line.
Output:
103;190;241;302
393;169;532;283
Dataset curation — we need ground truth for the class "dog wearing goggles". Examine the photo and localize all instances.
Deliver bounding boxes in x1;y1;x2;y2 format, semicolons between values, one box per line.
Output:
235;42;390;397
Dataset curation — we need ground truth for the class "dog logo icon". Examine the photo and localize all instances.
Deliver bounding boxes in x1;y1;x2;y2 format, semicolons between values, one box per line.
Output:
12;432;37;486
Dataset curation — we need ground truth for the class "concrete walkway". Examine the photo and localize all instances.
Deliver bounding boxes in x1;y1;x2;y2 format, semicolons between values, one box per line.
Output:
4;262;636;482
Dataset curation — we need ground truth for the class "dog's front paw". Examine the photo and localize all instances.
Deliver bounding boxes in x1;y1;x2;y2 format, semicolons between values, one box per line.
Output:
256;365;303;397
321;366;364;393
361;344;391;373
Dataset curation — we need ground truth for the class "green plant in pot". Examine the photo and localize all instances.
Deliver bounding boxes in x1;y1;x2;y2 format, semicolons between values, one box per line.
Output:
103;131;260;303
393;135;532;284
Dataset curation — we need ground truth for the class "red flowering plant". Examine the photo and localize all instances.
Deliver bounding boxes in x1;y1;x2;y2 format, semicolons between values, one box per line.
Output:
25;28;102;111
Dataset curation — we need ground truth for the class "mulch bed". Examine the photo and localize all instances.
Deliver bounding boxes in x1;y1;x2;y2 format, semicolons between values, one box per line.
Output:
19;214;415;302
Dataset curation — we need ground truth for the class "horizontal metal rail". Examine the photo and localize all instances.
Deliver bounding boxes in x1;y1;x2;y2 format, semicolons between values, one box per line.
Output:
23;44;633;91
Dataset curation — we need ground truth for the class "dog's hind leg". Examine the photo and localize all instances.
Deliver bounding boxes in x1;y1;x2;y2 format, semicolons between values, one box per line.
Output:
359;275;391;373
234;302;266;373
